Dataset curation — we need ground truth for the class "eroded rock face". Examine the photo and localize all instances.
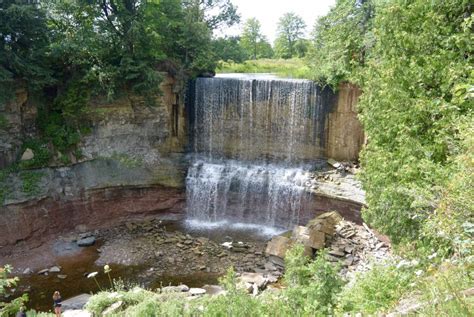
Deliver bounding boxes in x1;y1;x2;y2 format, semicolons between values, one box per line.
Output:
0;87;34;168
0;186;185;255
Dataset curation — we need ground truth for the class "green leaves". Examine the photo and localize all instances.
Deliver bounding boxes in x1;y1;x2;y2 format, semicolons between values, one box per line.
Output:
309;0;473;249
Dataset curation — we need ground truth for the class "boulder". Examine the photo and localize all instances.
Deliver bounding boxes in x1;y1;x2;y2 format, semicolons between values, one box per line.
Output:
77;236;96;247
20;148;34;161
61;294;92;311
292;226;325;250
161;285;190;293
189;288;206;296
239;272;267;289
202;285;226;296
307;211;342;236
265;236;291;258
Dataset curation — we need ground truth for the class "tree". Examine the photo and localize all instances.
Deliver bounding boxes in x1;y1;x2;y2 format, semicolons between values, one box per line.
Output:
275;12;306;58
0;0;233;167
241;18;263;60
0;0;52;103
182;0;240;31
212;36;247;63
308;0;374;86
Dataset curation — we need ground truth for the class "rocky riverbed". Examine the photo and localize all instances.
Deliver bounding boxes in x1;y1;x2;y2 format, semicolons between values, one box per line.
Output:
1;217;272;311
93;219;268;275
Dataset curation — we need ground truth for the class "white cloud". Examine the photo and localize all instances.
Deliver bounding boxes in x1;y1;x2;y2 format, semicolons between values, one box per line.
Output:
218;0;336;43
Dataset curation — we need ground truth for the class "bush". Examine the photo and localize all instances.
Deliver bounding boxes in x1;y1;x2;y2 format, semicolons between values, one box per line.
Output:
337;263;413;314
281;245;344;316
0;265;28;317
417;261;474;316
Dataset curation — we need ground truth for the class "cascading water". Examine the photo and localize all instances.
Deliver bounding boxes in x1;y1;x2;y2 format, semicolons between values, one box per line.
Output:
186;74;336;231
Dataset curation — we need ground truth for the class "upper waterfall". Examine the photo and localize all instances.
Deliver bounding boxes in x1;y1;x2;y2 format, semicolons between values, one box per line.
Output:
186;74;337;229
188;74;336;164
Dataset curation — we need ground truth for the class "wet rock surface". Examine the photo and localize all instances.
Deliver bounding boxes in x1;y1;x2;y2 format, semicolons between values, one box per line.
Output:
94;219;268;276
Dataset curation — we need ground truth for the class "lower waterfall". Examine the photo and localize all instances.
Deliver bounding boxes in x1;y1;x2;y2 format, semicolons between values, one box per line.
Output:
186;158;313;229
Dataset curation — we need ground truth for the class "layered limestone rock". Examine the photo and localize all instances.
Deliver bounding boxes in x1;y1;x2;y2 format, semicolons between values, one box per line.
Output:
265;211;344;262
326;83;364;161
0;76;188;251
0;86;35;168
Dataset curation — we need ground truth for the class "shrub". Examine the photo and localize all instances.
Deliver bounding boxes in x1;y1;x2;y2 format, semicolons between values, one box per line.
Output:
337;263;413;314
282;245;344;316
0;265;28;317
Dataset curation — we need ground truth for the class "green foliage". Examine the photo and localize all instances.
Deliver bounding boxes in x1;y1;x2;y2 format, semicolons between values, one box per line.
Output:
212;36;247;63
309;0;373;87
338;263;413;314
18;139;52;169
19;170;44;197
0;114;7;130
85;287;158;315
0;265;28;317
218;58;311;79
417;261;474;316
310;0;473;247
358;0;473;244
2;0;232;167
0;1;53;105
240;18;273;60
202;267;263;316
281;245;344;316
422;120;474;258
274;12;307;58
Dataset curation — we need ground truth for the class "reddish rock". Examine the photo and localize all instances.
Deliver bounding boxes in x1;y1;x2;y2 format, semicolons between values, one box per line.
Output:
0;186;185;255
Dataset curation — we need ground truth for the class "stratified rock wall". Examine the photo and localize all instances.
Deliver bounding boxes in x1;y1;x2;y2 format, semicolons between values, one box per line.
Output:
327;83;364;161
0;76;188;251
0;86;36;168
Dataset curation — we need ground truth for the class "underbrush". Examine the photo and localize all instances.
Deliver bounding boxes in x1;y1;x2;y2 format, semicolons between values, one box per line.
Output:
217;58;311;79
337;262;414;314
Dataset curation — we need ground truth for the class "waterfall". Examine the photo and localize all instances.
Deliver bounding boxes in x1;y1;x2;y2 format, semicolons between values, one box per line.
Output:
186;74;335;229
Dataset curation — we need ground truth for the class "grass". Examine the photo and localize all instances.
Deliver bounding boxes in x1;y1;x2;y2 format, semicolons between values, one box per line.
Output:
217;58;312;79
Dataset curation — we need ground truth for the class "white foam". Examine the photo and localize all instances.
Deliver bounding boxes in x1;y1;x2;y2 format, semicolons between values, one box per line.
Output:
184;219;285;238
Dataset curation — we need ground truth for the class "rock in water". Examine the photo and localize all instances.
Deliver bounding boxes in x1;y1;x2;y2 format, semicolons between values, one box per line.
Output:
77;236;95;247
49;266;61;273
61;294;92;310
202;285;226;296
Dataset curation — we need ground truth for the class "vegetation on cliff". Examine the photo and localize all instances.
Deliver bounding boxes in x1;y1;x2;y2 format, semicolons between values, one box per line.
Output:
1;0;236;168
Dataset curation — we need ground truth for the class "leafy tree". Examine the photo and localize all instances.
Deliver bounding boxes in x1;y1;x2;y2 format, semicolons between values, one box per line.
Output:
213;36;247;63
308;0;473;248
182;0;240;31
308;0;374;86
274;12;306;58
357;0;473;244
0;0;52;104
241;18;263;59
0;0;233;168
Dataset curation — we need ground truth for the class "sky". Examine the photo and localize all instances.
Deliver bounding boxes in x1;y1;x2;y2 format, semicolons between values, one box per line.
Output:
219;0;336;43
